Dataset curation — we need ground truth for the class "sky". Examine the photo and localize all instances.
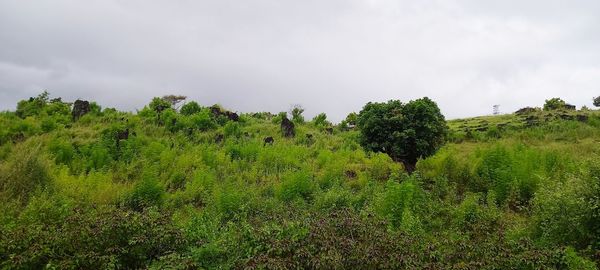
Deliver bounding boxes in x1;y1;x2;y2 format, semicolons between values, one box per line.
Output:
1;0;599;121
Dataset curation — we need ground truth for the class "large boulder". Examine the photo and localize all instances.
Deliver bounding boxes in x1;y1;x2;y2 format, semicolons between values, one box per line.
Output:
210;105;239;122
281;117;295;138
72;99;90;120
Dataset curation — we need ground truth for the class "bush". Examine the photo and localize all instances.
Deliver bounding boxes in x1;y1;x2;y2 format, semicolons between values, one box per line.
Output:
277;170;314;202
223;121;241;138
190;110;217;131
0;142;52;202
312;113;330;127
124;172;165;210
544;97;567;111
0;205;186;269
375;178;424;231
214;183;247;220
180;101;202;116
47;137;75;165
532;169;599;250
290;104;305;124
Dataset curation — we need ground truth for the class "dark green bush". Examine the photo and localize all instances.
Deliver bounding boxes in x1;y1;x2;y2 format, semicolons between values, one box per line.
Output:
1;205;185;269
180;101;202;116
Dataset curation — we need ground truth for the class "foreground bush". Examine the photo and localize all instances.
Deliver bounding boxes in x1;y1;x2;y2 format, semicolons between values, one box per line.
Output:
0;205;185;269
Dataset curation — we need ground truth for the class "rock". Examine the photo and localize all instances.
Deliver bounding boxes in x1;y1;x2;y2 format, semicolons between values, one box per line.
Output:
210;105;239;121
577;114;588;122
72;99;90;120
559;114;574;121
263;136;274;146
515;107;537;115
225;111;239;121
281;117;295;138
474;126;488;132
524;115;540;127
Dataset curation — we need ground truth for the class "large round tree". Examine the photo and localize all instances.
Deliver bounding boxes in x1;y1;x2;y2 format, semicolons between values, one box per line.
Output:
357;97;448;173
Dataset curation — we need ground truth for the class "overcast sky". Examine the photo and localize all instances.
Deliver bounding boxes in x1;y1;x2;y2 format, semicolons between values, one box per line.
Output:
1;0;599;121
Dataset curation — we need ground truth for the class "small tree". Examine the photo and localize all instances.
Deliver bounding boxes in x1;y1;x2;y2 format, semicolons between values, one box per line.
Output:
290;104;305;124
149;97;172;113
357;97;447;173
593;96;600;108
180;101;202;116
16;91;50;118
345;112;358;126
161;95;187;110
543;98;566;111
312;113;330;127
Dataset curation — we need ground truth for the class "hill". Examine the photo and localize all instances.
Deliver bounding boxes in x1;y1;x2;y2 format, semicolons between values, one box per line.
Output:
0;93;598;269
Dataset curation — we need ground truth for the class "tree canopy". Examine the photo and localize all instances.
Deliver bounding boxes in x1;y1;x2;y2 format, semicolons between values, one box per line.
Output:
357;97;447;172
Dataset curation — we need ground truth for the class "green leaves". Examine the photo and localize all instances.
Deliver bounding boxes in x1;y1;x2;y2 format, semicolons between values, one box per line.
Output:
357;97;448;172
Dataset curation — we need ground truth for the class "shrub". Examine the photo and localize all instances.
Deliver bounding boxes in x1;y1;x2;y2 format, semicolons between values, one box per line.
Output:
454;193;500;231
15;91;49;118
531;159;600;252
180;101;202;116
375;178;424;231
1;205;185;269
190;110;217;131
124;172;165;210
0;142;52;202
290;104;305;124
544;97;567;111
368;153;396;181
223;121;241;138
312;113;330;127
149;97;172;113
277;170;314;202
214;183;246;220
47;137;75;165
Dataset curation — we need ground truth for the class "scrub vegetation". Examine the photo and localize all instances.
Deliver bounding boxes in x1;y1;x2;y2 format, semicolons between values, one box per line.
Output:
0;92;599;269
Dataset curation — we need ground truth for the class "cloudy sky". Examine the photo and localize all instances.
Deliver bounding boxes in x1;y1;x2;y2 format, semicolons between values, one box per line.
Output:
1;0;599;121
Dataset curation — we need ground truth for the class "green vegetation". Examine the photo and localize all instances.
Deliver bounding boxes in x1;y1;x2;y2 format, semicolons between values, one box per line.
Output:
357;98;447;172
0;92;599;269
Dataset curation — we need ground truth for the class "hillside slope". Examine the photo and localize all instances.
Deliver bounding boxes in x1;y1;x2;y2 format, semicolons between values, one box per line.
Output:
0;94;599;269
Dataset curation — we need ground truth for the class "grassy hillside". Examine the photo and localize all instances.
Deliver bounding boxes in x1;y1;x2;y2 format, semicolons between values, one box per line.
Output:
0;93;599;269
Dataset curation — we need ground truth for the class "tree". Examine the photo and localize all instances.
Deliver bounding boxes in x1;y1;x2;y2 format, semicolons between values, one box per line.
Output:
543;98;566;111
149;97;172;113
593;96;600;108
16;91;50;118
180;101;202;116
357;97;447;173
312;113;330;127
161;95;187;110
290;104;305;124
345;112;358;126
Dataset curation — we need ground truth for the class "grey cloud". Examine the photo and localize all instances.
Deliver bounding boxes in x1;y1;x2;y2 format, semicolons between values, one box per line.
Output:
1;0;599;121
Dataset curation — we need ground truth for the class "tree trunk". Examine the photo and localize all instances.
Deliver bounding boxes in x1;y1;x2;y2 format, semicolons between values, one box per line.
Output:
401;160;416;175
